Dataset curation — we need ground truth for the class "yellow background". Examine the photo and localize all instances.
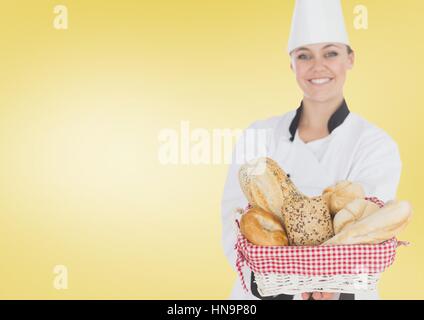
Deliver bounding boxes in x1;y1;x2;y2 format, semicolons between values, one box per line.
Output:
0;0;422;299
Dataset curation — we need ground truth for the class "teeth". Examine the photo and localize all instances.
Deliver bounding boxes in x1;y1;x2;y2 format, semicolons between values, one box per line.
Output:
310;78;332;84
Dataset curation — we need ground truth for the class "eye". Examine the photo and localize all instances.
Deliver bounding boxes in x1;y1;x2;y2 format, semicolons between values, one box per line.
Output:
325;51;339;58
297;53;311;60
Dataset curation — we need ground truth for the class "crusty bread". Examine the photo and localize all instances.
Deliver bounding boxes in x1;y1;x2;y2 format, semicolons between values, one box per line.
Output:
322;181;365;216
283;195;335;246
240;207;289;246
323;200;412;245
239;158;286;222
333;199;380;234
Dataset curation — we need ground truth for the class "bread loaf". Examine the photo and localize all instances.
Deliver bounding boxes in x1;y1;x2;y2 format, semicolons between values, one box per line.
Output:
333;199;380;234
322;181;365;216
323;200;412;245
240;207;289;246
239;158;285;222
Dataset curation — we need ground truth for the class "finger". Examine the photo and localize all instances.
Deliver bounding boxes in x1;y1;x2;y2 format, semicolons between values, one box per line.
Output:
312;292;323;300
321;292;335;300
301;292;311;300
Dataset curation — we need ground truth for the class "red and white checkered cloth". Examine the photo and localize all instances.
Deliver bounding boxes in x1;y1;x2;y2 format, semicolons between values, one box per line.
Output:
234;197;408;293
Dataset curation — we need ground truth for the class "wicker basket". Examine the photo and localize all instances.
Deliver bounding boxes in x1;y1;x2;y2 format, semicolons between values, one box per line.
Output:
235;197;409;296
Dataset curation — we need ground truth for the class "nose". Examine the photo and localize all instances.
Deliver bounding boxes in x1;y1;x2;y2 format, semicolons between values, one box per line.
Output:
311;56;328;72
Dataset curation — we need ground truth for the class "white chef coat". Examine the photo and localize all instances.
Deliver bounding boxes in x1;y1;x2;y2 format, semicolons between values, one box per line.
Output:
220;103;402;300
301;131;332;162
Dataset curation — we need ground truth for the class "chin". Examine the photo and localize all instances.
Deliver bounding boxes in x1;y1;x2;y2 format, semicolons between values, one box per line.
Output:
305;92;335;103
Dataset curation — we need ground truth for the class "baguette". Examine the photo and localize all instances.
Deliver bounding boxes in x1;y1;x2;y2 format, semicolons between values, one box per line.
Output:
323;200;412;245
239;158;285;222
333;199;380;234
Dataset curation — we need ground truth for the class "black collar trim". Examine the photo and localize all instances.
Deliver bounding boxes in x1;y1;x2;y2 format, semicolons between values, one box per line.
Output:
289;99;350;142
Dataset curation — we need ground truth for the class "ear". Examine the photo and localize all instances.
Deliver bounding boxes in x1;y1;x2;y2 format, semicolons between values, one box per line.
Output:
290;57;295;73
347;51;355;70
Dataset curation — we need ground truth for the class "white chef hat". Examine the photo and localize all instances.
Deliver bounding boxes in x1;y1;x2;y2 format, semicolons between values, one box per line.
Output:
287;0;350;54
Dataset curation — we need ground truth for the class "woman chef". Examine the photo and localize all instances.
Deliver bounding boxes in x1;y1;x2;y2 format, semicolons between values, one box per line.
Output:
220;0;402;300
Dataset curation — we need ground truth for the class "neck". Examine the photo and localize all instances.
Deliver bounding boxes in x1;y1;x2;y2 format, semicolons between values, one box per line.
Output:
300;95;345;130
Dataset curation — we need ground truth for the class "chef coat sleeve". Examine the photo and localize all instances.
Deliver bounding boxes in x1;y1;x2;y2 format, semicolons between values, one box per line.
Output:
348;129;402;203
220;121;270;272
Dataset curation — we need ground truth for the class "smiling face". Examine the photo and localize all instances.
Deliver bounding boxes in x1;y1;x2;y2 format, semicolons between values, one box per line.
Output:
290;43;355;102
